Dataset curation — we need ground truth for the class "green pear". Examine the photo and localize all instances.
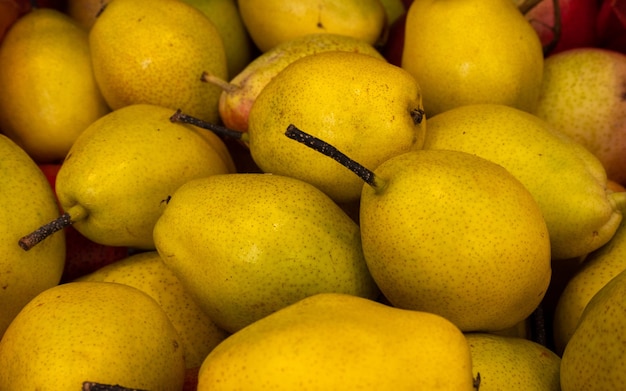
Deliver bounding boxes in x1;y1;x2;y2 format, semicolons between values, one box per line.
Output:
237;0;387;52
553;219;626;354
402;0;543;117
0;135;65;337
246;50;426;203
204;33;384;133
422;103;625;260
465;333;561;391
286;127;551;332
152;173;379;333
18;104;235;251
560;267;626;390
197;293;475;390
89;0;228;123
0;281;185;390
78;251;229;369
534;48;626;186
0;7;109;163
180;0;253;78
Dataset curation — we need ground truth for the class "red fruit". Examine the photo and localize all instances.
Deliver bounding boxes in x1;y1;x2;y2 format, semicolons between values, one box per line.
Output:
381;13;406;67
38;163;128;282
597;0;626;54
525;0;600;55
0;0;30;42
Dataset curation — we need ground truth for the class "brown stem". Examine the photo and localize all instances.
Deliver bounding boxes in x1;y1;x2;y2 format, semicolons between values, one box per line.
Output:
170;109;246;141
200;71;239;93
18;212;72;251
284;124;382;189
82;382;147;391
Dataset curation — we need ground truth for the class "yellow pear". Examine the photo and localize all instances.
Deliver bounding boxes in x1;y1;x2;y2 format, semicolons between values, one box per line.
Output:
18;104;235;251
78;251;230;369
560;267;626;391
286;127;551;332
89;0;228;123
206;33;384;133
198;293;475;390
422;103;625;260
0;281;185;390
247;50;426;203
0;134;65;337
181;0;253;78
534;48;626;186
0;8;110;163
153;173;379;333
379;0;406;26
237;0;386;52
553;219;626;354
402;0;543;117
465;333;561;391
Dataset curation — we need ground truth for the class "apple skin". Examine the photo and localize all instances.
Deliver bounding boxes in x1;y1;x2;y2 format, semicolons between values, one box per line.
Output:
38;163;128;282
597;0;626;54
0;0;30;42
524;0;600;55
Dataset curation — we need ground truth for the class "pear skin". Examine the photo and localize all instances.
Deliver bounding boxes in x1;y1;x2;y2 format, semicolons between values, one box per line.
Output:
358;149;551;332
0;135;65;336
553;219;626;354
422;103;625;260
89;0;228;123
534;48;626;186
465;333;561;391
153;173;379;333
51;104;234;249
0;281;185;390
0;8;110;163
560;268;626;390
198;293;475;390
237;0;386;52
208;33;384;133
248;50;426;203
78;251;230;369
402;0;543;117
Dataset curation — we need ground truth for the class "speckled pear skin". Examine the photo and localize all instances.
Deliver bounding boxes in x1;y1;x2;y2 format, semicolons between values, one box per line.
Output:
360;149;551;332
560;268;626;391
153;173;379;333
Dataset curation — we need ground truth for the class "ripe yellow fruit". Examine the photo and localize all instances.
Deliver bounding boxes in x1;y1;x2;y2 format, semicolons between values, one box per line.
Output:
89;0;228;123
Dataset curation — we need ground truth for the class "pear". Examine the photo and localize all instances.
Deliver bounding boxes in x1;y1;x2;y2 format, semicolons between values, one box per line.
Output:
237;0;387;52
89;0;228;123
286;127;552;332
78;251;229;369
66;0;110;30
152;173;379;333
465;333;561;391
534;48;626;186
198;293;475;390
553;219;626;354
0;281;185;390
402;0;544;117
0;7;110;163
18;104;235;251
422;103;626;260
246;50;426;203
560;267;626;390
0;135;65;337
204;33;385;133
379;0;407;26
180;0;253;78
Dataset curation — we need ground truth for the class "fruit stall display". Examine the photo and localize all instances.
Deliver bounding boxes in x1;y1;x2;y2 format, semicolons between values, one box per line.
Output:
1;0;625;390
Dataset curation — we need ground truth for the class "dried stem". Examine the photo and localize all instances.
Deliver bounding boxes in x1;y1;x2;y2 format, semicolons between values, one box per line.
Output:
18;212;72;251
82;382;147;391
170;109;246;141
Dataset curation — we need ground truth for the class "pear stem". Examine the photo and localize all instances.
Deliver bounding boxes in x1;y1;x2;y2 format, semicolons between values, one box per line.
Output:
82;382;147;391
284;124;384;190
201;71;239;94
18;212;72;251
170;109;248;142
610;191;626;213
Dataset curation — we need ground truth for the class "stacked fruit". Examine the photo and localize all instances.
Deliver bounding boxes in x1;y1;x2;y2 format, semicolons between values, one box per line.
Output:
0;0;625;390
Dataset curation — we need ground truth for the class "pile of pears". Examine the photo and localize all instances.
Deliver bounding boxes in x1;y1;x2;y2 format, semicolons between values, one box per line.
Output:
1;0;625;390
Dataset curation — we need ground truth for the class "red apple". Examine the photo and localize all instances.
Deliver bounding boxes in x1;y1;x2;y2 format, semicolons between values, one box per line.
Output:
597;0;626;54
0;0;30;43
524;0;600;55
38;163;129;282
381;13;406;66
